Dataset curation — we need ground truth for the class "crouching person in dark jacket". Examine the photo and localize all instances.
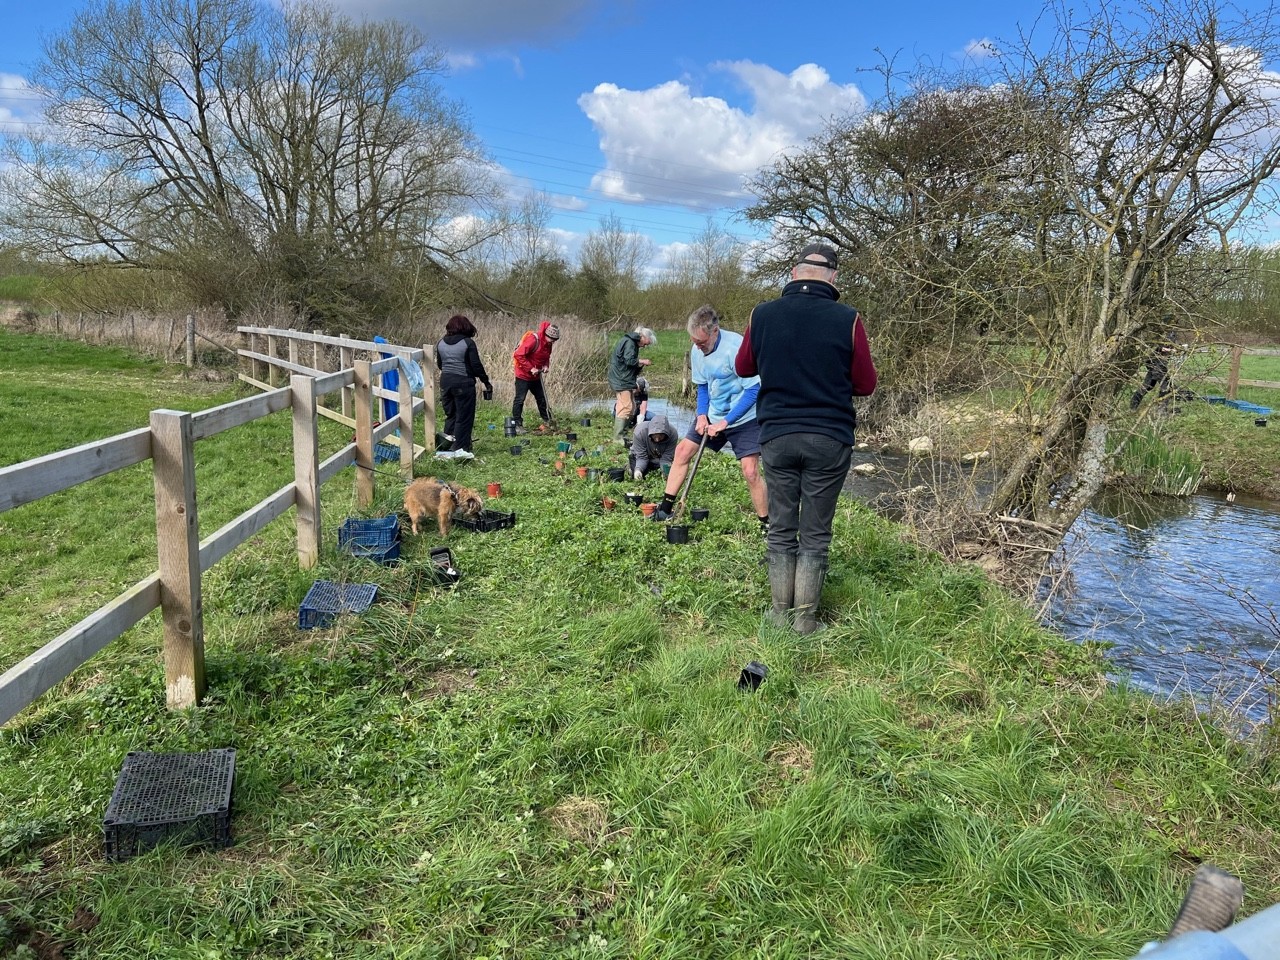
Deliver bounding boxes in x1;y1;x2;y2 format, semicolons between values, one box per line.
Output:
628;414;676;481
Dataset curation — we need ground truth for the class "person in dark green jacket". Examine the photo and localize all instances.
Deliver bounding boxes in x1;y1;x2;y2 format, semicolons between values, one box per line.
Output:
608;325;656;442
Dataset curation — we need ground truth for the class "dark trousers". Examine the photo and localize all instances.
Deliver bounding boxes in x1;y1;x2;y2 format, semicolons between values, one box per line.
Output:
1130;358;1171;410
762;432;852;560
440;377;477;452
511;377;550;425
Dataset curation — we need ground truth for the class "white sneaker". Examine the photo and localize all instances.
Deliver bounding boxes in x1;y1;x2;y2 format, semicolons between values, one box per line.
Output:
452;449;475;461
434;450;456;460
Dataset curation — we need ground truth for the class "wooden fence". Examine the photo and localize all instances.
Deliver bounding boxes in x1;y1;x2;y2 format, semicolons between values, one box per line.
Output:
0;333;438;726
1199;346;1280;397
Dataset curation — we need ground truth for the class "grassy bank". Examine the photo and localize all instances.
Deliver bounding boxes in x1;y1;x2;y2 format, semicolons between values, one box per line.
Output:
2;330;1279;959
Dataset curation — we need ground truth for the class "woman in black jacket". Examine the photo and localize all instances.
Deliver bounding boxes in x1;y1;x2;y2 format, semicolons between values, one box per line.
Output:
435;314;492;460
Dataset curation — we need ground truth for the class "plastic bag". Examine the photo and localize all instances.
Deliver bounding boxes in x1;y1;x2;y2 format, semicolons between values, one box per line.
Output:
401;356;425;393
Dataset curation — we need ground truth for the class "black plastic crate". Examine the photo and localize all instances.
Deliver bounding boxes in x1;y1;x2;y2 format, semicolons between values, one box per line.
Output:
103;748;236;861
452;508;517;533
339;516;401;565
298;580;378;630
428;546;462;585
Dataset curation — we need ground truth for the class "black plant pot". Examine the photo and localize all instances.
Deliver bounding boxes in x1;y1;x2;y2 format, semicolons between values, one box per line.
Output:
690;508;709;522
624;492;644;506
665;524;689;544
580;417;592;427
509;445;523;455
738;660;768;691
607;467;626;482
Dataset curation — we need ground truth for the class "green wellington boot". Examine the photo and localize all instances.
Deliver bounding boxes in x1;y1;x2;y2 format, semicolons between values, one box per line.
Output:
766;552;796;628
793;552;828;635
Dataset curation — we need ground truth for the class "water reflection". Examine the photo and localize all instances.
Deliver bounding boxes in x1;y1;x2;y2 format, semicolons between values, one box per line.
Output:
1046;489;1280;726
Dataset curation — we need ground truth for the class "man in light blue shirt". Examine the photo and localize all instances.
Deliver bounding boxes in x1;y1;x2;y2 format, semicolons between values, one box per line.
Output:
652;304;769;532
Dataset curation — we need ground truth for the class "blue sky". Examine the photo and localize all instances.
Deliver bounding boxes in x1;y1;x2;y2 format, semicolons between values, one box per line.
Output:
3;0;1270;272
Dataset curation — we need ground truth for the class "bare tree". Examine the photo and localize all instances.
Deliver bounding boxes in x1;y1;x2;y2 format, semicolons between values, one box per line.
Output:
0;0;497;325
746;0;1280;543
987;0;1280;528
577;212;654;320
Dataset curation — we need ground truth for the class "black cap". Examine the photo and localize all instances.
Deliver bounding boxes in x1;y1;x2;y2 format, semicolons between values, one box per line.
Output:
797;243;838;270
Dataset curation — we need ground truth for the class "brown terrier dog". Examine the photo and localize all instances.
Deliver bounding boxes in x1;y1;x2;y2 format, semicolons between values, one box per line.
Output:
404;477;484;536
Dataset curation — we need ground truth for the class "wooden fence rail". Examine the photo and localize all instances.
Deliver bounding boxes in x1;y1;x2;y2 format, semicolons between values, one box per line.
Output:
0;333;436;726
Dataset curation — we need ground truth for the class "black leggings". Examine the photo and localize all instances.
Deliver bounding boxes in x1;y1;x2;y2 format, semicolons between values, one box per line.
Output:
441;376;477;451
511;377;550;425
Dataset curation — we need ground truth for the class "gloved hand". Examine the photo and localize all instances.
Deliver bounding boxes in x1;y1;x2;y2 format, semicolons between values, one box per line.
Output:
633;468;644;481
482;385;493;401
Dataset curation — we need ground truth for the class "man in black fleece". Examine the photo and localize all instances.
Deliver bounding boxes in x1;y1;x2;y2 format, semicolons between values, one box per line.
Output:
736;243;877;633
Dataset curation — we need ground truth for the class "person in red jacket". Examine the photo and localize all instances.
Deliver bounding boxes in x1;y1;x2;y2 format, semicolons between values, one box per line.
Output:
736;242;877;634
511;321;560;434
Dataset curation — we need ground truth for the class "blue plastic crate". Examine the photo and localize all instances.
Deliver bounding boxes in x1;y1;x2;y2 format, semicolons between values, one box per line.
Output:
299;580;378;630
374;441;400;463
1203;395;1272;415
339;516;401;565
339;516;400;549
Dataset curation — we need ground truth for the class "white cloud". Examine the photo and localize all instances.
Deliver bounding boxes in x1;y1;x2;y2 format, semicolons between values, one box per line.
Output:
0;73;45;132
326;0;603;48
577;62;867;210
961;38;1000;62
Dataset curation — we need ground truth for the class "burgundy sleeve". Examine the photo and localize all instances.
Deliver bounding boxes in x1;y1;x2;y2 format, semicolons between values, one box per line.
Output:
735;322;757;376
850;314;877;396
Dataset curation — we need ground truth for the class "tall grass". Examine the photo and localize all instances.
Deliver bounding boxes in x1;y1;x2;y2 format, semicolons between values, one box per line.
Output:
2;330;1279;958
1114;429;1204;496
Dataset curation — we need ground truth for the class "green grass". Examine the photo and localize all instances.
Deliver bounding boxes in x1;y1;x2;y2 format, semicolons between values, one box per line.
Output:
0;276;45;302
2;330;1280;958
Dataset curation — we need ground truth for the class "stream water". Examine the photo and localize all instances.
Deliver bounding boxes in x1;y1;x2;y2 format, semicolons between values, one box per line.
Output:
592;398;1280;724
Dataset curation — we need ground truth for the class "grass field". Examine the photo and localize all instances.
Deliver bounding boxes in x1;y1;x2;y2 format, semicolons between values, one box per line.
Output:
2;329;1279;959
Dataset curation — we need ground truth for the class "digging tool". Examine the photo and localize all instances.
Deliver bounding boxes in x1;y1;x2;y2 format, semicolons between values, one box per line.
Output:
672;429;710;522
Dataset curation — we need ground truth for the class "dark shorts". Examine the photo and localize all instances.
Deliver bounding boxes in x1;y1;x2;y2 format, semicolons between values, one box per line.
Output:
681;418;761;459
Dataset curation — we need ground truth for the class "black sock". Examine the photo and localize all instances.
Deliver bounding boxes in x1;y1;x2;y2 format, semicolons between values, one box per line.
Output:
660;494;676;511
758;515;769;526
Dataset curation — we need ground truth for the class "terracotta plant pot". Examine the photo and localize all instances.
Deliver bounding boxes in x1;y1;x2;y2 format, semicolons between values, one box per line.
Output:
639;502;657;517
602;497;617;511
553;460;565;474
487;482;502;498
576;466;589;479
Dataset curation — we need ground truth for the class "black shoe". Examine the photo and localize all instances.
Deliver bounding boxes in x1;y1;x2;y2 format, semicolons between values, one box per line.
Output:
651;507;673;522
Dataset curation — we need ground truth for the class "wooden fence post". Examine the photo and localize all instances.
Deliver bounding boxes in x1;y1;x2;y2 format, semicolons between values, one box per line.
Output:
150;410;205;710
354;360;374;508
398;358;414;475
340;336;354;419
1227;345;1243;399
422;344;437;453
266;334;278;386
185;314;195;368
291;375;321;568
